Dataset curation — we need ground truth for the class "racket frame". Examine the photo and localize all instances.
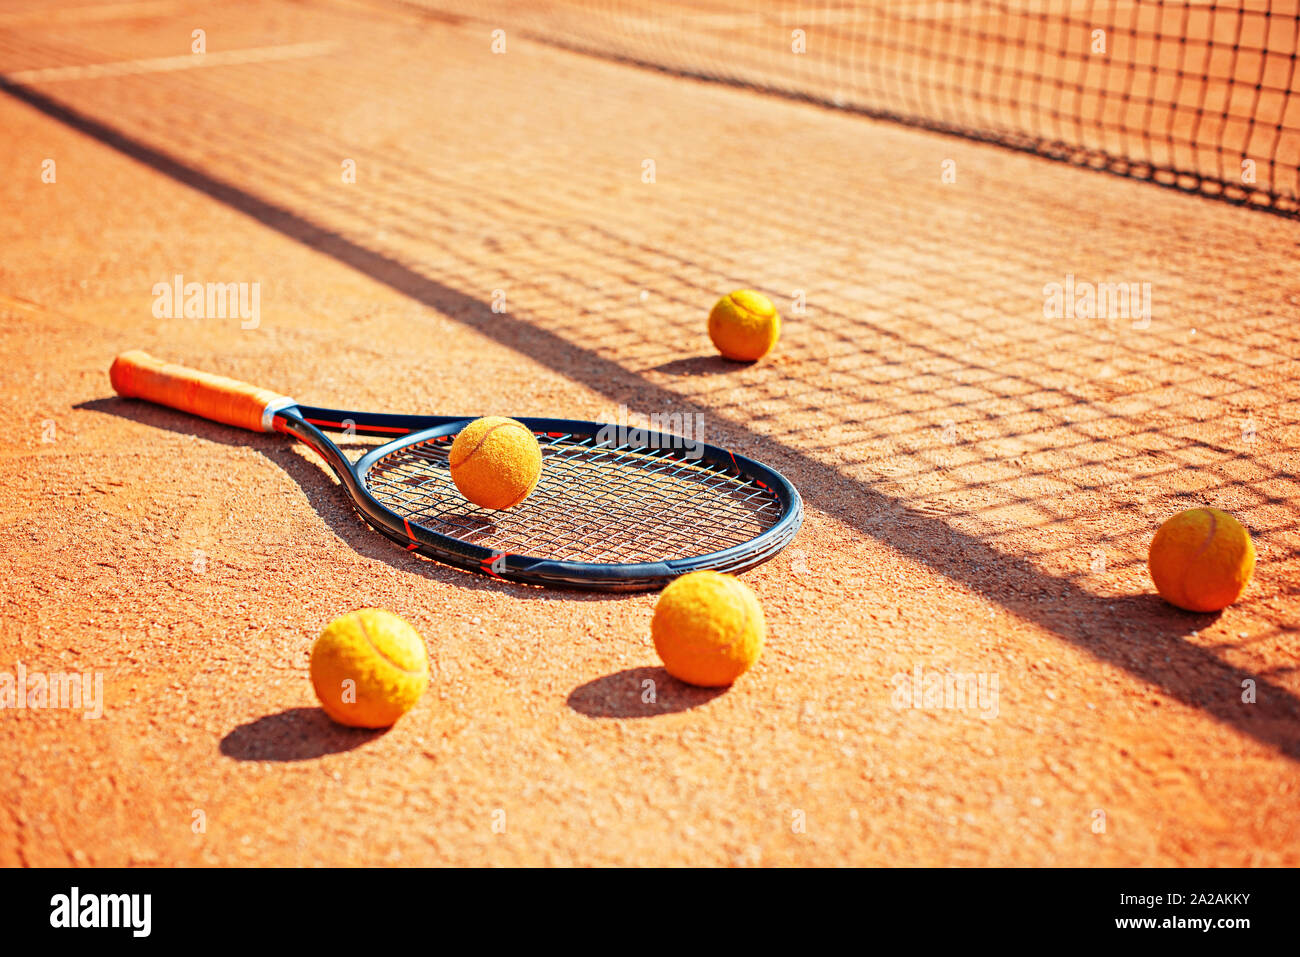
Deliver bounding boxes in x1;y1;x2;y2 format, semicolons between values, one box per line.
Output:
276;404;803;591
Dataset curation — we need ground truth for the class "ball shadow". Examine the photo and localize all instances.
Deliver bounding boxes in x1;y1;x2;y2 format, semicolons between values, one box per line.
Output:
1125;590;1224;624
219;707;385;761
650;355;751;376
567;666;726;718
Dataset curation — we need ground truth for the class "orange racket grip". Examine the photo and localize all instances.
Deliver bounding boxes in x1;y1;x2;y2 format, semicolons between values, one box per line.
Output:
110;350;295;432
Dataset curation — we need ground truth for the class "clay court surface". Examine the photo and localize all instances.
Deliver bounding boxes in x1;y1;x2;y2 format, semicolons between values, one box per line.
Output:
1;0;1298;866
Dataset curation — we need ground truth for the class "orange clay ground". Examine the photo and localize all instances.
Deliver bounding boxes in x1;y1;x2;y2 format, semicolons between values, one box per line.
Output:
1;0;1298;867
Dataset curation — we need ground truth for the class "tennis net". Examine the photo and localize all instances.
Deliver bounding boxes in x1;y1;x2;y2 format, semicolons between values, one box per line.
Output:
399;1;1300;214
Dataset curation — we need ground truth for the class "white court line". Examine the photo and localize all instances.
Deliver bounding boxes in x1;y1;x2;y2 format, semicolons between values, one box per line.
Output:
1;41;340;85
0;1;184;28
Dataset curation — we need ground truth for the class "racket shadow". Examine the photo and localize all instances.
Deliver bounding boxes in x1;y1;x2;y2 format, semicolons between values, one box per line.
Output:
567;666;726;718
78;397;613;601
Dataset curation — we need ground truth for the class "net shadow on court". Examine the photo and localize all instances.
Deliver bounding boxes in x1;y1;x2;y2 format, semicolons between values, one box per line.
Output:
400;0;1300;213
3;11;1298;757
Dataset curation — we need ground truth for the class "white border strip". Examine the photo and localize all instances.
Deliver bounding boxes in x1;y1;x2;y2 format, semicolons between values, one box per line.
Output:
2;41;339;85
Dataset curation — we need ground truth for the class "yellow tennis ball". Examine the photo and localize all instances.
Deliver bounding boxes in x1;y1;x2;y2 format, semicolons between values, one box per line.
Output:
651;570;765;687
310;609;429;728
448;416;542;510
1148;507;1256;612
708;289;781;361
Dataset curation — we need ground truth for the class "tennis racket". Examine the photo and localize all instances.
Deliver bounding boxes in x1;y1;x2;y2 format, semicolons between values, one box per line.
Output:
109;351;802;591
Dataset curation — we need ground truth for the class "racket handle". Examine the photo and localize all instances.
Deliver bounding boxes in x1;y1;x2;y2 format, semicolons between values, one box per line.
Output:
110;350;294;432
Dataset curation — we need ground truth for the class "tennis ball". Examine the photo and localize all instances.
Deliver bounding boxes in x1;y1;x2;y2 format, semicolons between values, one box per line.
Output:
708;289;781;361
1148;507;1256;612
310;609;429;728
448;416;542;510
651;570;765;687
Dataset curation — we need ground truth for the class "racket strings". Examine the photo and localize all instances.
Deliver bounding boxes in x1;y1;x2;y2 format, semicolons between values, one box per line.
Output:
362;432;785;564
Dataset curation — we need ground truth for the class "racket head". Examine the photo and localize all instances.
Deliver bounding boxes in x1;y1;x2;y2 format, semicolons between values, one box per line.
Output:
280;409;802;591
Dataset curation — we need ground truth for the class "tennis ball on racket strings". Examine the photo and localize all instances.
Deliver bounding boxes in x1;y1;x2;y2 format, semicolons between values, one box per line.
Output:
1148;507;1255;612
448;416;542;510
651;570;765;687
708;289;781;361
310;609;429;728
